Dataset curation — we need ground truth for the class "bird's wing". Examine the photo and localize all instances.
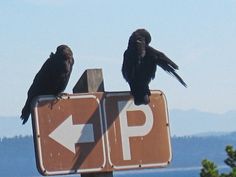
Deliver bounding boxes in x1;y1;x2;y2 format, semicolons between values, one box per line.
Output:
148;46;179;69
34;58;54;81
27;58;54;96
122;50;134;82
148;46;187;87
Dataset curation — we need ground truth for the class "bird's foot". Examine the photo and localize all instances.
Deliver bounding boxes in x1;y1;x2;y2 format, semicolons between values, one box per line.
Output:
134;95;150;106
143;95;150;105
56;92;70;100
134;100;142;106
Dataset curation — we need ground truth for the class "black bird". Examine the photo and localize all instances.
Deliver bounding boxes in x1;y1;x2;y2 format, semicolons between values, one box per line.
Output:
122;29;187;105
20;45;74;124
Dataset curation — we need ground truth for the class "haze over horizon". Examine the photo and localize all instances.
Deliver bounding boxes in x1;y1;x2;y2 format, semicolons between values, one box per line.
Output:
1;109;236;138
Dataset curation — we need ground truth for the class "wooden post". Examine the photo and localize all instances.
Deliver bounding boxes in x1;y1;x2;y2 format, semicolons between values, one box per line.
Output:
80;172;113;177
73;68;113;177
73;69;104;93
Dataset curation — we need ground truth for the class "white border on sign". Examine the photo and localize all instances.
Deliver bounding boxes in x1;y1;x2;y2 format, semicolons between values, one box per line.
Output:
32;94;106;176
103;90;172;170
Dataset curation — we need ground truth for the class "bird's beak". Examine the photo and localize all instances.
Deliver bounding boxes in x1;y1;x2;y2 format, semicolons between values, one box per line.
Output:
136;39;142;44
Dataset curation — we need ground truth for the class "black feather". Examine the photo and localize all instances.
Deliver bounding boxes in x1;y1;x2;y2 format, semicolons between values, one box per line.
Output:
20;45;74;124
122;29;187;105
148;46;187;87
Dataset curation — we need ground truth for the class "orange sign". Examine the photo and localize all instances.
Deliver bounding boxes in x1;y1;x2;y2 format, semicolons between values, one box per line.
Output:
31;91;171;175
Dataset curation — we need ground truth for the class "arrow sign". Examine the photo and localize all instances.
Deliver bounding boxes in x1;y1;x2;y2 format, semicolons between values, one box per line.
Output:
49;115;95;154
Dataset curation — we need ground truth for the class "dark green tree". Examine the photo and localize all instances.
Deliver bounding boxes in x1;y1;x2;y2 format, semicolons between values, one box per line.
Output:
225;146;236;168
200;145;236;177
200;159;219;177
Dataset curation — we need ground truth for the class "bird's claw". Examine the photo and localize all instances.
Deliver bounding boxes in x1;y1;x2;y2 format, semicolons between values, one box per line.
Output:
134;95;150;106
56;93;69;100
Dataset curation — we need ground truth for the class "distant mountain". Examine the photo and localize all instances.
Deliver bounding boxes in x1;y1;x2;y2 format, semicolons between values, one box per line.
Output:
169;109;236;136
0;109;236;138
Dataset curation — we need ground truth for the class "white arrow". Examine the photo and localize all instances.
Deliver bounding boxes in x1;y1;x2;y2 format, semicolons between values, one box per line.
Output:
49;115;95;154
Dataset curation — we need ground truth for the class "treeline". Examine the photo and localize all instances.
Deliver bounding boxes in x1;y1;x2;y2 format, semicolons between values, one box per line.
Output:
1;133;236;177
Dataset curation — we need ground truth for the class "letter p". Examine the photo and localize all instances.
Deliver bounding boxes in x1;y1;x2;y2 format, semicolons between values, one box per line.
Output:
118;100;154;160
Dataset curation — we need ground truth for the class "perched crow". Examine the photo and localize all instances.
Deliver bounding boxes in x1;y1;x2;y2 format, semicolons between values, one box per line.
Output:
20;45;74;124
122;29;187;105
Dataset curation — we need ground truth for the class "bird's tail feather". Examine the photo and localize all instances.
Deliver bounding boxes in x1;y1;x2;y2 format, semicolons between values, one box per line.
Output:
20;99;31;124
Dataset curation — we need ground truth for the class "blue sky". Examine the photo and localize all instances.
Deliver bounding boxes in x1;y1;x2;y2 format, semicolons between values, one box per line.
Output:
0;0;236;118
